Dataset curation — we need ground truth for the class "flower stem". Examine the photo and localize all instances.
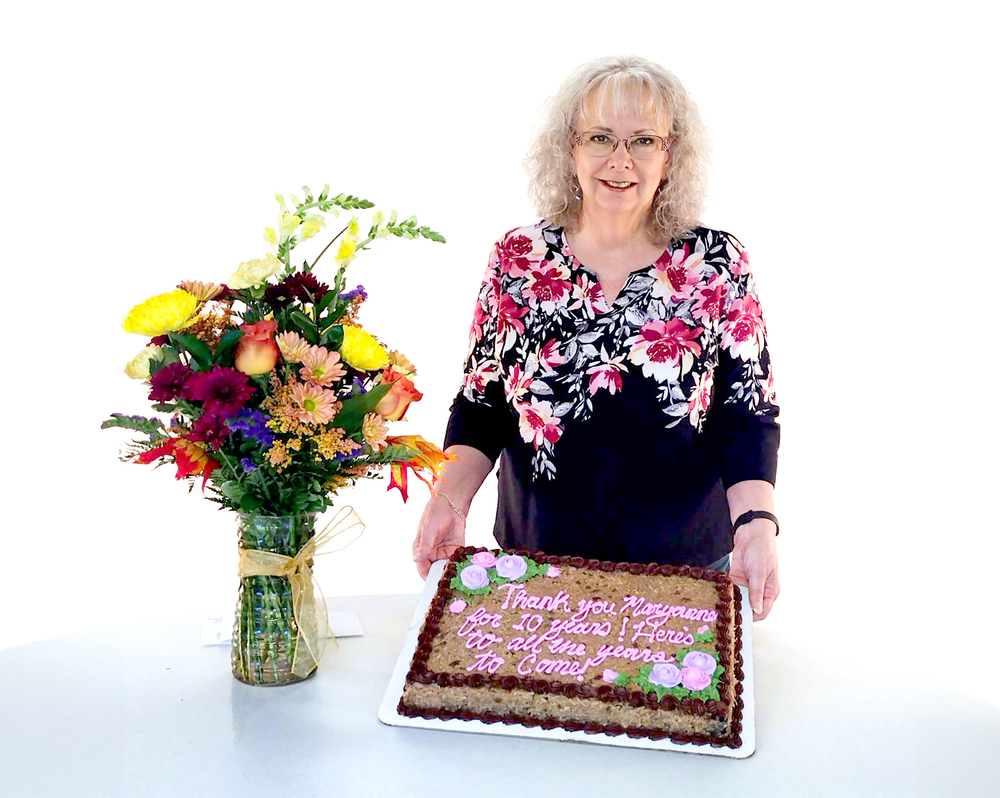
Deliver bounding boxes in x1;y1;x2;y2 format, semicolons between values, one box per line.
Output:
310;225;349;270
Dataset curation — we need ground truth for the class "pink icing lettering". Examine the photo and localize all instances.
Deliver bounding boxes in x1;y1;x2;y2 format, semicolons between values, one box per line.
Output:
498;583;572;614
463;629;504;651
569;598;619;622
467;650;505;674
547;637;587;657
516;653;536;675
457;607;504;637
535;658;586;676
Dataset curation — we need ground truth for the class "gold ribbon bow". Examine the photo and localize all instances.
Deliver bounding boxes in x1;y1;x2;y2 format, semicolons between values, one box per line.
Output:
236;506;365;679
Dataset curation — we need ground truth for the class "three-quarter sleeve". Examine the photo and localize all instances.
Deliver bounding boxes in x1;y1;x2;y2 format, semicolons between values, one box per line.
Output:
708;232;780;488
443;241;514;464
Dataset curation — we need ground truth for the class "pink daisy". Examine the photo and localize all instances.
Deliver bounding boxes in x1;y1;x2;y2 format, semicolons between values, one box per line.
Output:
299;345;347;387
289;382;338;425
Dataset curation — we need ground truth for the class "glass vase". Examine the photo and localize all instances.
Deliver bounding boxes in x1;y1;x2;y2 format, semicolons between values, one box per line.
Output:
231;513;316;686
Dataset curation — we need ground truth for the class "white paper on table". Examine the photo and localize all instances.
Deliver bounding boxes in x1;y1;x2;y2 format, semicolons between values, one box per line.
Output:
201;602;363;646
378;560;756;758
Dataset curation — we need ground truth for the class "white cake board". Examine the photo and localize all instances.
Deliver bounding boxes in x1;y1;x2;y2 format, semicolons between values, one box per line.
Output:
378;560;756;758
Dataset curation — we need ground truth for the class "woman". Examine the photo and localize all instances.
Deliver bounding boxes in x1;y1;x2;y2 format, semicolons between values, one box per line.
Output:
412;56;781;620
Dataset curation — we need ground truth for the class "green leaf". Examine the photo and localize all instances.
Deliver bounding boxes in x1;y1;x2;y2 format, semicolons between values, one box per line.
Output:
289;309;319;344
613;673;631;687
330;382;394;434
319;322;344;350
168;332;213;371
148;346;181;376
419;227;447;243
101;414;166;435
213;329;243;365
449;575;491;596
318;290;339;313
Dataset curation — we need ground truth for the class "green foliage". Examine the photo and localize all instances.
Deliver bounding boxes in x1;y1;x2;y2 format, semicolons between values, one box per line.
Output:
101;414;166;436
168;331;213;371
364;443;419;465
331;382;394;435
613;672;631;687
213;329;243;367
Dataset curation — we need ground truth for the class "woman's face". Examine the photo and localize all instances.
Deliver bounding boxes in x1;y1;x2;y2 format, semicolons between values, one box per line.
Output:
571;98;670;227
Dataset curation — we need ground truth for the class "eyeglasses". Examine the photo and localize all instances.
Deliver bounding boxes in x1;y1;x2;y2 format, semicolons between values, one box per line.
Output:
573;131;668;160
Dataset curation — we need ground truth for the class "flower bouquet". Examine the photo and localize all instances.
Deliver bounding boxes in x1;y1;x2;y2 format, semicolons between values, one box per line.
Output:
103;185;450;685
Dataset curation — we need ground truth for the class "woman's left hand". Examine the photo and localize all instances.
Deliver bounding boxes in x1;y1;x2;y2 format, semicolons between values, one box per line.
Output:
729;519;779;621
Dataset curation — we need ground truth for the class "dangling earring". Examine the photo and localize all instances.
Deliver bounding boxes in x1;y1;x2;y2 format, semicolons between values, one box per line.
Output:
573;178;582;201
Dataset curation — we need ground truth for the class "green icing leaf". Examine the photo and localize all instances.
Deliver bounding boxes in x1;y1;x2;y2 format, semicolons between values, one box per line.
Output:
613;673;631;687
449;576;491;596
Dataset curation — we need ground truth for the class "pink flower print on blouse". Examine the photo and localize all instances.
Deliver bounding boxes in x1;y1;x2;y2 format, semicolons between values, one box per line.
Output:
651;244;704;302
522;263;573;312
498;233;542;278
721;292;765;362
496;294;529;340
504;363;533;403
763;368;777;404
571;273;611;317
687;370;714;426
726;236;751;277
691;274;728;326
585;348;627;396
517;397;563;448
627;319;704;382
470;298;490;345
462;356;499;400
537;339;566;374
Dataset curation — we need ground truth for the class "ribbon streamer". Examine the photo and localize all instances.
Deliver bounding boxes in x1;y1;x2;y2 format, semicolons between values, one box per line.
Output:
236;505;365;678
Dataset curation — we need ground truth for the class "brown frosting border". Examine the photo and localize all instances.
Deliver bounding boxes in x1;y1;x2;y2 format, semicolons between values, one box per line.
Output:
400;547;744;749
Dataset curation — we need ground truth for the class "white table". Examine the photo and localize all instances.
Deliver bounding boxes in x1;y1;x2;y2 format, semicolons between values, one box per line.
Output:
1;594;997;798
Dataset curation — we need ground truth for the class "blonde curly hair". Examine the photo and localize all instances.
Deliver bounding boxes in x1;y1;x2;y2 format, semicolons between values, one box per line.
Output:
525;55;710;244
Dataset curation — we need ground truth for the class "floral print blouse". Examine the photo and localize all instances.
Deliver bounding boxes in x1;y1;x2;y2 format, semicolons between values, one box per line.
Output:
445;221;779;566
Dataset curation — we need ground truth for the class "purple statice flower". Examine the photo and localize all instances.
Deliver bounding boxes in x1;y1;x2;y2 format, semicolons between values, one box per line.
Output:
226;410;275;448
352;377;367;395
340;284;367;303
240;458;258;473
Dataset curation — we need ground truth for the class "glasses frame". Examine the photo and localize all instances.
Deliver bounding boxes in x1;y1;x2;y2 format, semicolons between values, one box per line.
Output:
572;130;669;159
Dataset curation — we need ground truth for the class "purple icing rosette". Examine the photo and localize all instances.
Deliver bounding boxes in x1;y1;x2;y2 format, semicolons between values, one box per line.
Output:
682;651;717;675
459;564;490;590
471;551;497;567
648;663;683;688
680;666;712;691
495;554;528;580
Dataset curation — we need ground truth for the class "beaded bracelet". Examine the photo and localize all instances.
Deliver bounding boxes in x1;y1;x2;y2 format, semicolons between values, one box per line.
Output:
436;491;467;521
733;510;779;536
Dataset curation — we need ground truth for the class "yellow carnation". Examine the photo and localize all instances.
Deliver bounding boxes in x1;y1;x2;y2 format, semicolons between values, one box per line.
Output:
227;253;281;290
122;290;198;336
339;325;389;371
124;344;164;380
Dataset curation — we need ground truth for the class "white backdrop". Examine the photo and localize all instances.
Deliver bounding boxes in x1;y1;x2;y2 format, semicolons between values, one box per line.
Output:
2;0;997;708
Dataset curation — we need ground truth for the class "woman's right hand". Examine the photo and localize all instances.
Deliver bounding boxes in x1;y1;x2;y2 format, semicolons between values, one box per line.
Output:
412;494;467;579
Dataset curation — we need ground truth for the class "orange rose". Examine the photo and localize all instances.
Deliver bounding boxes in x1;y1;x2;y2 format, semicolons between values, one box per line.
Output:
375;366;423;421
234;320;279;375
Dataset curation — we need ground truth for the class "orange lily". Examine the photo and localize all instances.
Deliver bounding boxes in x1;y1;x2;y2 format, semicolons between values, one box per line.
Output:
386;435;453;502
136;436;220;490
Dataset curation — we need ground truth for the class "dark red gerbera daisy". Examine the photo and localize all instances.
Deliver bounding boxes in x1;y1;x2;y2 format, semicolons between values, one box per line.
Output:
149;362;194;402
185;366;256;416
